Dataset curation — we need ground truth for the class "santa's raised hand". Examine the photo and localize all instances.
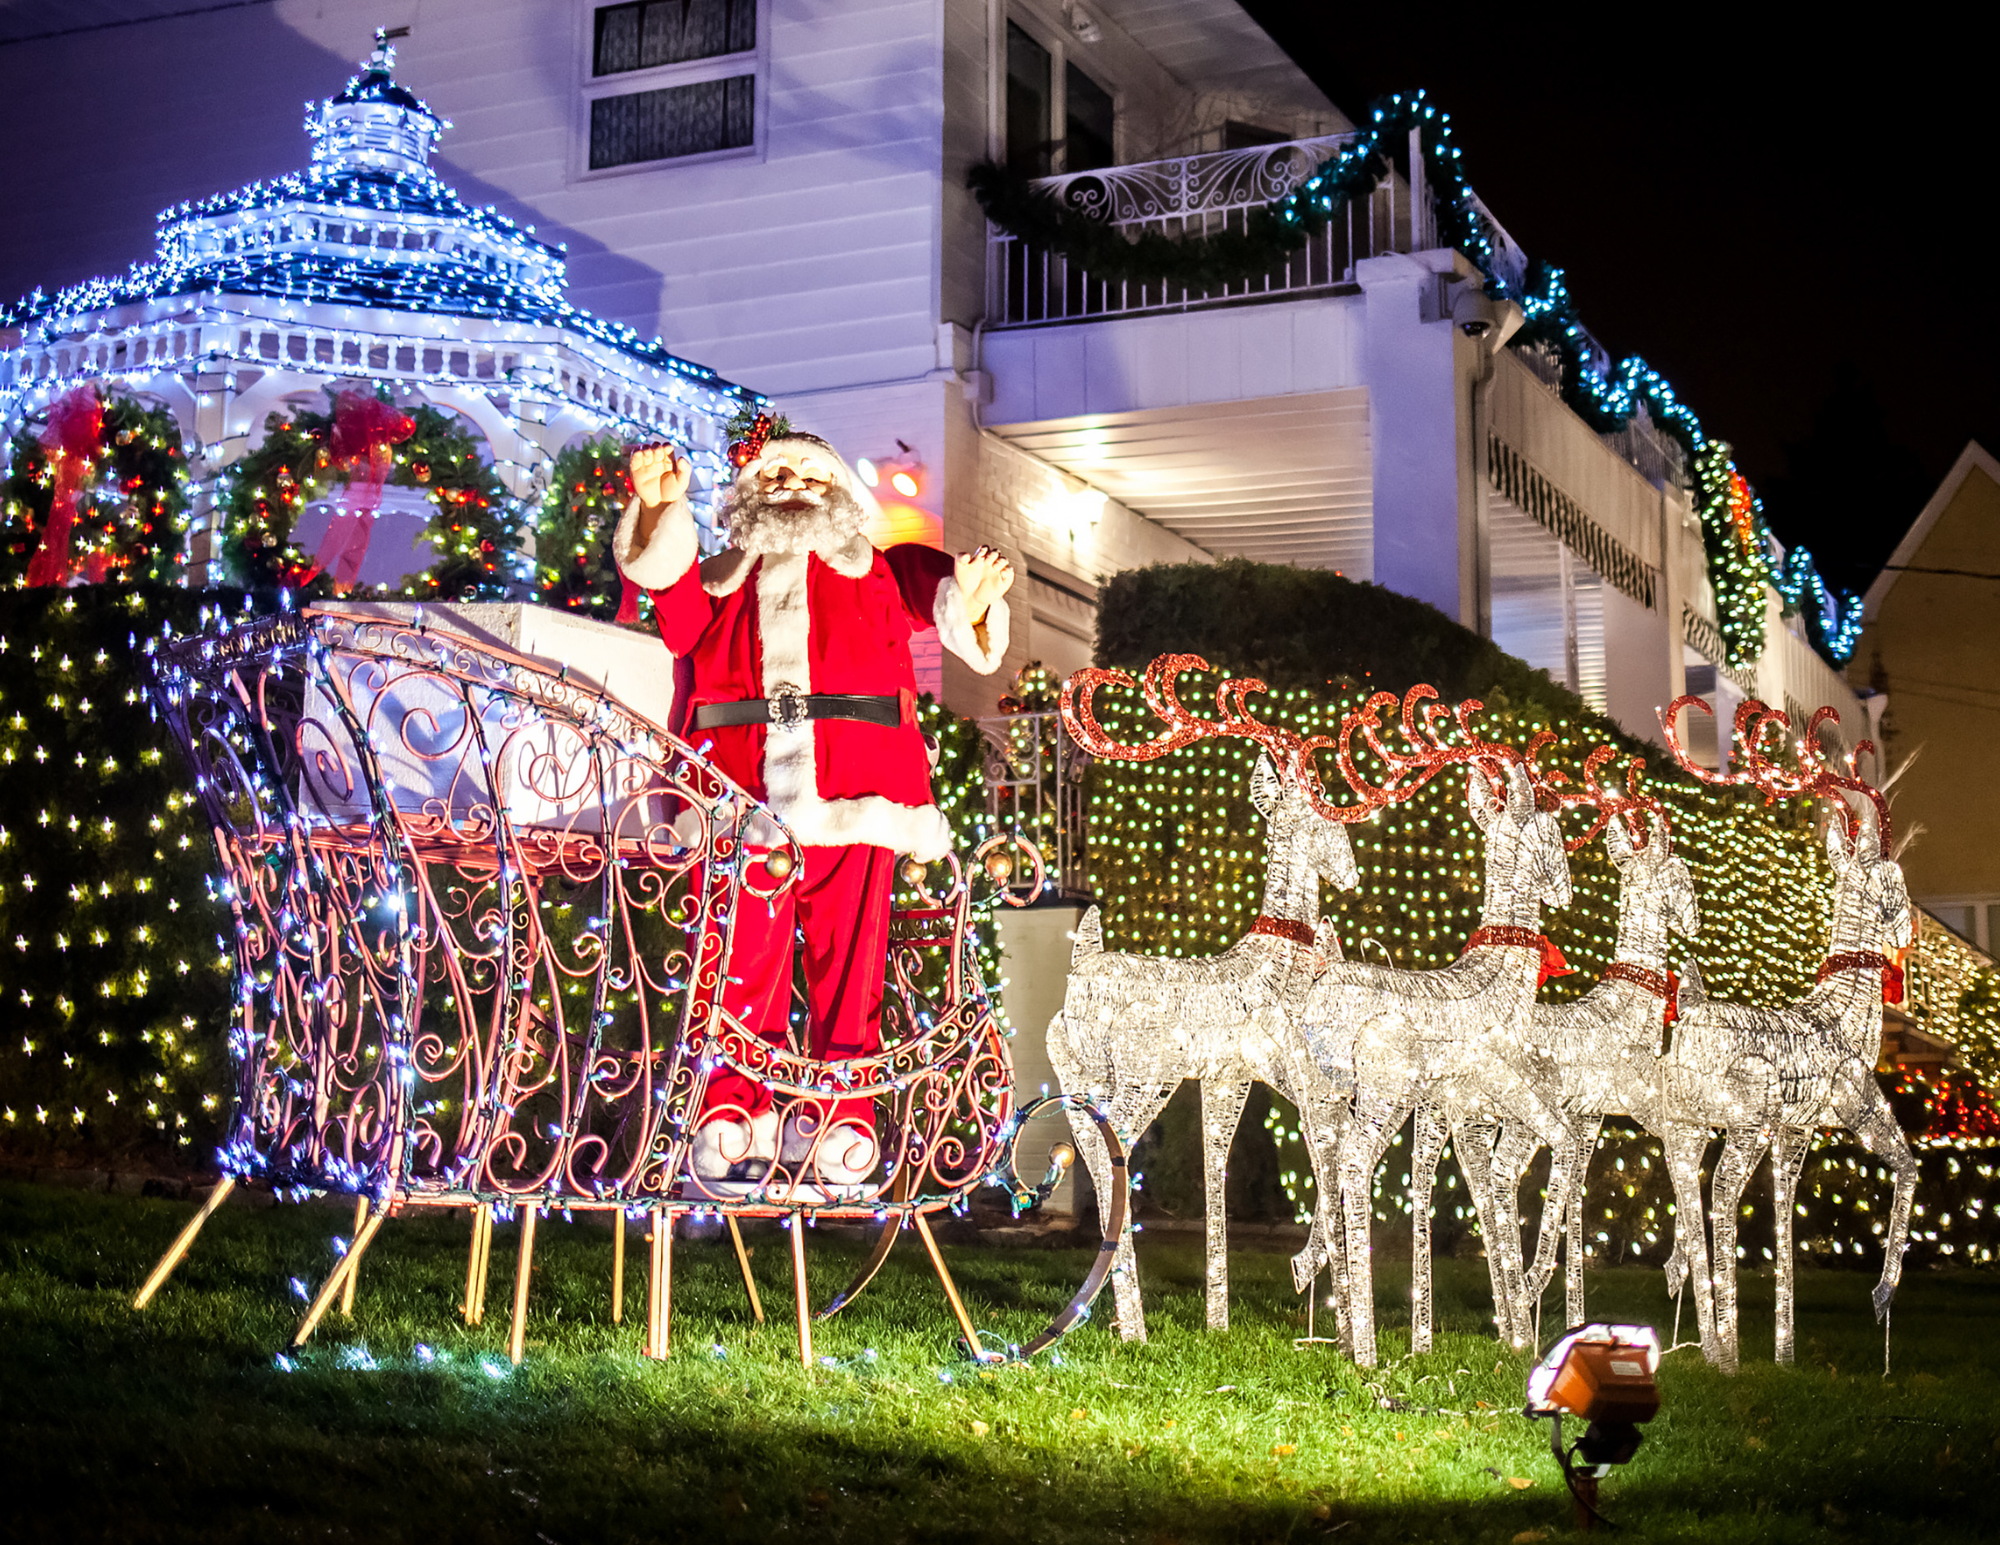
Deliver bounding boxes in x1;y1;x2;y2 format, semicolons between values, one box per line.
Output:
954;544;1014;625
631;444;692;510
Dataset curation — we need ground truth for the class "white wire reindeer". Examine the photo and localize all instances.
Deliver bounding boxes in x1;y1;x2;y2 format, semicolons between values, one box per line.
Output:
1405;749;1695;1351
1657;696;1919;1372
1047;655;1383;1340
1290;692;1584;1366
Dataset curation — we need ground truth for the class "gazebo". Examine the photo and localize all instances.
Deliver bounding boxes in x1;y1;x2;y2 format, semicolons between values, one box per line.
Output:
0;29;755;584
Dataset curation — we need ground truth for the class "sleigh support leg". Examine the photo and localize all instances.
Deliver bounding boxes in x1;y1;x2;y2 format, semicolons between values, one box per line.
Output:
291;1206;386;1348
339;1196;369;1316
133;1175;236;1309
789;1220;813;1368
463;1205;493;1325
726;1215;765;1324
644;1214;672;1359
914;1209;991;1362
612;1209;626;1326
508;1206;539;1366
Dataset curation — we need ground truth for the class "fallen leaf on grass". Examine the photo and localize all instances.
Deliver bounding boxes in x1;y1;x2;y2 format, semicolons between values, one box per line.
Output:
1271;1444;1296;1457
1070;1408;1089;1421
969;1420;989;1438
1512;1531;1548;1543
1341;1426;1356;1437
1744;1435;1763;1450
1507;1477;1533;1490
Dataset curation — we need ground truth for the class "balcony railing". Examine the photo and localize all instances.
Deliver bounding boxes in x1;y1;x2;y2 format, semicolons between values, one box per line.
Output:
988;131;1437;328
980;709;1090;900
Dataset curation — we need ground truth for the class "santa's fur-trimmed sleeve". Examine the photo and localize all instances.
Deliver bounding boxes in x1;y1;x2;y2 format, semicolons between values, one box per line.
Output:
613;495;699;592
933;577;1009;674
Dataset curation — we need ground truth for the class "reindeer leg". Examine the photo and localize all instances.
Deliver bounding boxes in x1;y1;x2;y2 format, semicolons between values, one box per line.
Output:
1339;1095;1403;1367
1490;1123;1543;1353
1661;1121;1719;1362
1565;1122;1600;1330
1200;1079;1251;1331
1409;1102;1450;1355
1771;1124;1811;1366
1104;1085;1174;1343
1708;1127;1765;1375
1062;1093;1134;1343
1848;1083;1919;1328
1450;1116;1510;1344
1286;1078;1352;1353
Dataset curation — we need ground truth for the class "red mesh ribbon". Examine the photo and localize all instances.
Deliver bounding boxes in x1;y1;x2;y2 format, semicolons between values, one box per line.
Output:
1605;961;1678;1025
1249;915;1317;948
25;387;105;588
1466;924;1573;986
316;392;415;586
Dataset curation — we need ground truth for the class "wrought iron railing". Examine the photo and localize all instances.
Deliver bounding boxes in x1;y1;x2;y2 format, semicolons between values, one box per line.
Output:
987;131;1427;327
979;709;1090;900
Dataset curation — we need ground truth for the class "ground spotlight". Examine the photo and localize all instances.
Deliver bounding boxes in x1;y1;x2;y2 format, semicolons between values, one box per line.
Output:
1523;1323;1660;1531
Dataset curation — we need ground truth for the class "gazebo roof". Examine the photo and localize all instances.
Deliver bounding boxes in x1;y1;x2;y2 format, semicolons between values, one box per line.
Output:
3;31;728;389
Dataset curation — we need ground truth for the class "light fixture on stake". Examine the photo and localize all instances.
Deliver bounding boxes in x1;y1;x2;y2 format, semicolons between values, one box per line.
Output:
1524;1323;1660;1532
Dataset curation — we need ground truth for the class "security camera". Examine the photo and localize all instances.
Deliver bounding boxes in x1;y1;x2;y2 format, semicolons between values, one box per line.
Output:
1461;319;1493;338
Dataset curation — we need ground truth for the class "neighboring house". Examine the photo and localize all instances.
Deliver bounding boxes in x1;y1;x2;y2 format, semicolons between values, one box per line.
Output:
1855;442;2000;952
0;0;1860;745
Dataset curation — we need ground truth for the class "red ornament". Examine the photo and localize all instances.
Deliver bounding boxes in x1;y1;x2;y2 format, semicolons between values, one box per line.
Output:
727;412;775;469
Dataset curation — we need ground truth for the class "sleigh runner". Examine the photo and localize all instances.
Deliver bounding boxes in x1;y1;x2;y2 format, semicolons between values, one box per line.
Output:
134;604;1122;1365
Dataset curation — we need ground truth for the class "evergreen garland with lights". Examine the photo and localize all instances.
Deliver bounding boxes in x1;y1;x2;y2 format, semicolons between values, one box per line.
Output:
219;391;524;598
1;391;192;587
533;435;640;620
969;89;1497;296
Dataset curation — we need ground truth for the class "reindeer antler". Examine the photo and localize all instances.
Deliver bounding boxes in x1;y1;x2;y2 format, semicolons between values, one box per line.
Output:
1060;654;1378;823
1334;684;1535;811
1660;695;1891;854
1542;742;1664;852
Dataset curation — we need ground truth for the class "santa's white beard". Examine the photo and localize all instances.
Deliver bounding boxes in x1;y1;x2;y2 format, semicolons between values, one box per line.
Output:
725;482;868;558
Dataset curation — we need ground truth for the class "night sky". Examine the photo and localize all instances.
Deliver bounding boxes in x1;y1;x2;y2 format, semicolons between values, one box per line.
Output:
1242;9;1995;595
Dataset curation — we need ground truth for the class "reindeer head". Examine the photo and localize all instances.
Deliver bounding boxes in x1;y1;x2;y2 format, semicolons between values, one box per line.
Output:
1061;654;1368;899
1468;759;1572;917
1564;749;1702;950
1663;694;1908;951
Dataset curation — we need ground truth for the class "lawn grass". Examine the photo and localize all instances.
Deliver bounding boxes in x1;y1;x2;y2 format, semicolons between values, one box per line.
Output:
1;1180;1994;1543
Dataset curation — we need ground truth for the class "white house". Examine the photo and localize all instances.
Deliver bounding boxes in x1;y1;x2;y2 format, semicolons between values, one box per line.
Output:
0;0;1861;741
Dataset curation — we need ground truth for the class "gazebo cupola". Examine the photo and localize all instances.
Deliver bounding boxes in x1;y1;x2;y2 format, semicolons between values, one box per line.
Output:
310;31;446;177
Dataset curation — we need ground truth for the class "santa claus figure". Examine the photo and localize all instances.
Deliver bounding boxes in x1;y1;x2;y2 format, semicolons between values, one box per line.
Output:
615;425;1013;1187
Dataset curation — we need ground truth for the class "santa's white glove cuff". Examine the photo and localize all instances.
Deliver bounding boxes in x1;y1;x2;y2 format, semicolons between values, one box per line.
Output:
934;578;1009;674
613;494;699;592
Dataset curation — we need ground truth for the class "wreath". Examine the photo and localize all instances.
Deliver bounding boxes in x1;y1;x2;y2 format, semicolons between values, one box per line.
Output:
221;390;524;599
1;387;191;588
534;435;641;621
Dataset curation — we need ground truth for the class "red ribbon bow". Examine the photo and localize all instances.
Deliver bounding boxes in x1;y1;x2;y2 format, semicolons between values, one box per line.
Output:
1883;962;1905;1006
25;387;106;588
314;392;415;588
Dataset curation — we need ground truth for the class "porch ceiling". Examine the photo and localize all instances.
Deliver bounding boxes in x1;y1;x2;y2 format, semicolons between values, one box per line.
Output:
990;389;1373;572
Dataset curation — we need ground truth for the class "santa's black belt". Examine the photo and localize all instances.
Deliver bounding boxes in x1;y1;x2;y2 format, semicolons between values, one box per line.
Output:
693;691;904;730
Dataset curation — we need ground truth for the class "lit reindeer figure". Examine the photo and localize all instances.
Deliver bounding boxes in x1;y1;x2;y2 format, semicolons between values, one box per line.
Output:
1048;655;1381;1339
1404;748;1688;1351
1658;697;1918;1372
1285;691;1582;1365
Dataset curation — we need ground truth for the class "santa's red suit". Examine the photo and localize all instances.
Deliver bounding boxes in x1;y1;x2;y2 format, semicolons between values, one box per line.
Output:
614;434;1008;1181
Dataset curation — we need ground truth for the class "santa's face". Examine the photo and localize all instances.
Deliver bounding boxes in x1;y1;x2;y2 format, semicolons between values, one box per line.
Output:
756;446;835;510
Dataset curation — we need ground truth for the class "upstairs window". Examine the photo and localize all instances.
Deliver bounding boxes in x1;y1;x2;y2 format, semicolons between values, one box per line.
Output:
1004;15;1116;178
1005;22;1053;177
1064;64;1114;172
581;0;761;174
593;0;755;75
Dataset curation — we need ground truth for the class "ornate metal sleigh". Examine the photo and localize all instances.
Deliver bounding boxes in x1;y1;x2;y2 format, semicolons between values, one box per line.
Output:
132;606;1124;1365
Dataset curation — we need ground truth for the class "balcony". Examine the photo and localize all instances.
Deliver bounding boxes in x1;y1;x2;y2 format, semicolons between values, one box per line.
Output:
985;132;1529;329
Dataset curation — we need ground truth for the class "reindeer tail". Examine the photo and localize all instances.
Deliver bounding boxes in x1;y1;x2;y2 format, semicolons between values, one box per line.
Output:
1071;906;1104;967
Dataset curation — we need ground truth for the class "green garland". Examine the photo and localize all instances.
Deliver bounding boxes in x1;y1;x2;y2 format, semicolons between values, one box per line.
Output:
220;391;524;599
534;436;640;620
1;391;191;588
969;90;1499;295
